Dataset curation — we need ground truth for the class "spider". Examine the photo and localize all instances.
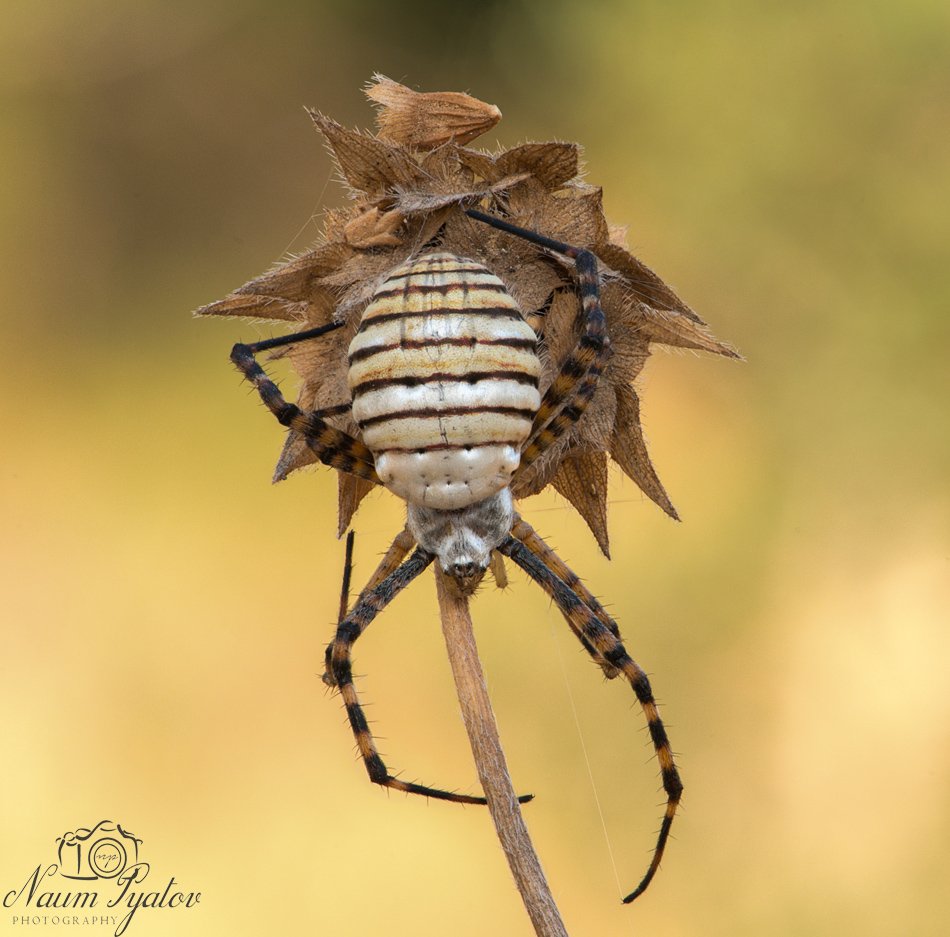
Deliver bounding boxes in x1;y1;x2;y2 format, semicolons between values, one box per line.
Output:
229;207;682;903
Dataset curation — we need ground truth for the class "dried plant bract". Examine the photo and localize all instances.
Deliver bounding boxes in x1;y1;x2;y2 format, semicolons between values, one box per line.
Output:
366;73;502;150
197;75;736;546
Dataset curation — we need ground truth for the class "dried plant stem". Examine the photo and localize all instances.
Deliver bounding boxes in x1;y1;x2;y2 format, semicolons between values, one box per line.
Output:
435;569;568;937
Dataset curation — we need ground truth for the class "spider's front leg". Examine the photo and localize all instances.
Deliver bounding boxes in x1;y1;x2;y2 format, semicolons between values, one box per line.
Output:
352;527;416;601
498;534;682;903
324;534;533;806
230;324;380;483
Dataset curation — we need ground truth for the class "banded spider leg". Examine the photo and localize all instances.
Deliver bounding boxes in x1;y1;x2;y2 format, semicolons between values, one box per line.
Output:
324;532;533;806
464;208;610;473
498;533;683;904
230;321;380;483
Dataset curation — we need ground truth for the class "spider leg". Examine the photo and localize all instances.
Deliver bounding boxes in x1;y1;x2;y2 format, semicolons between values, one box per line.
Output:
325;539;529;805
498;535;682;903
489;550;508;589
336;530;356;623
311;402;355;419
465;209;608;472
231;331;380;483
354;526;416;600
510;516;621;679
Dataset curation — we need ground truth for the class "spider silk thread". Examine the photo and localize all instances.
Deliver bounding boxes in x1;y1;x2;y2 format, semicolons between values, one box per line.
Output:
550;617;626;903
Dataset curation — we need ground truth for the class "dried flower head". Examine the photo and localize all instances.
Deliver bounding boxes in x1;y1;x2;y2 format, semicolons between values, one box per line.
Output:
197;76;738;553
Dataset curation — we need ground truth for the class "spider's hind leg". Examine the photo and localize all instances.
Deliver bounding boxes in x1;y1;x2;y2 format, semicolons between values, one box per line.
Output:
510;516;622;679
499;534;682;902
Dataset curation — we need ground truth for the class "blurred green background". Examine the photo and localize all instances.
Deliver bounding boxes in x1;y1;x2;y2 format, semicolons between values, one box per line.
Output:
1;2;948;935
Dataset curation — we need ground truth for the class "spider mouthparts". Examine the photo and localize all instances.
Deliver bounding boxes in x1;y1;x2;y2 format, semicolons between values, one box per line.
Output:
447;564;487;596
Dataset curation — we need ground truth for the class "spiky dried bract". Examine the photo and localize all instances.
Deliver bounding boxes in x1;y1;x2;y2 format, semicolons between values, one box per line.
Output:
343;207;405;248
551;449;611;557
197;81;736;543
366;74;501;150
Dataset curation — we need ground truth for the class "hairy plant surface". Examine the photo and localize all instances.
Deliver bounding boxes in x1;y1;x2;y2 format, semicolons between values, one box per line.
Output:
197;76;738;552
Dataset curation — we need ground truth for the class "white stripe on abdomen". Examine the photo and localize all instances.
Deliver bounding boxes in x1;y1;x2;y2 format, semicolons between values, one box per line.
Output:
348;252;541;510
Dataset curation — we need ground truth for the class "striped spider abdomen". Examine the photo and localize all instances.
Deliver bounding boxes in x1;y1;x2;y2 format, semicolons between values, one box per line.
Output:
348;252;542;510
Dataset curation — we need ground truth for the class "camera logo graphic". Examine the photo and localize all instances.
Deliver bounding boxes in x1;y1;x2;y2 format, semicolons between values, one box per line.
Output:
56;820;142;881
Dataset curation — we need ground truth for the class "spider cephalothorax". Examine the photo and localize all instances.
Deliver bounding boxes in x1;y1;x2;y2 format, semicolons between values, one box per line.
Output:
202;78;736;905
407;489;515;593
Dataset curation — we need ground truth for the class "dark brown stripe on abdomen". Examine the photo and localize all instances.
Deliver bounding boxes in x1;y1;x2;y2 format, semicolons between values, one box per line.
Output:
358;307;523;329
352;370;540;395
348;336;536;364
357;404;537;429
371;282;509;301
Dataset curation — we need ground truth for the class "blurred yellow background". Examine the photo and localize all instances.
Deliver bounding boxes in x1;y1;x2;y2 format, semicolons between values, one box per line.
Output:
1;2;947;935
